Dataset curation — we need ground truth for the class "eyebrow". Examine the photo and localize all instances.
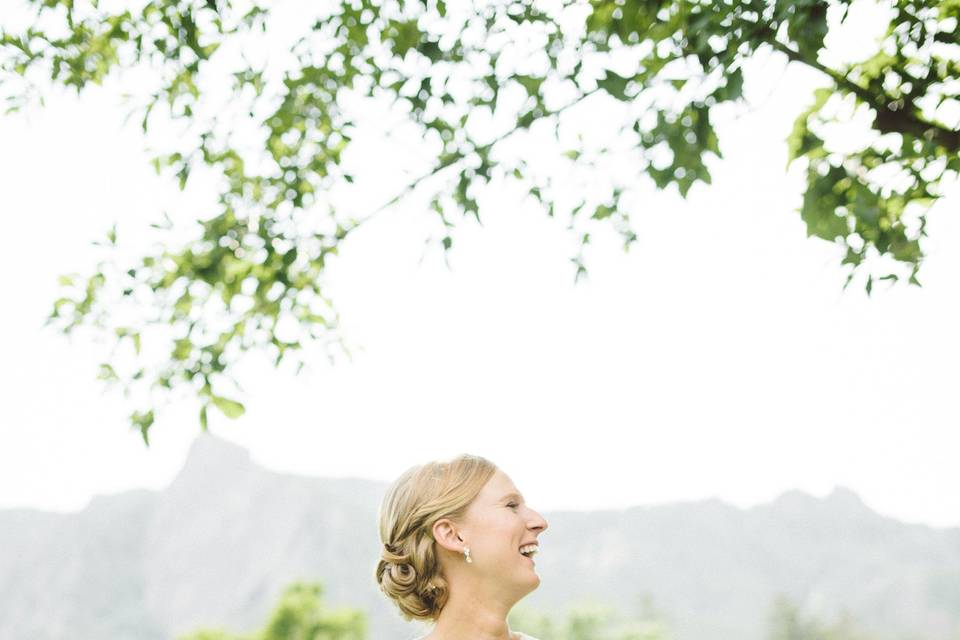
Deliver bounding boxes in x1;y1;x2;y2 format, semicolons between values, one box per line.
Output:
499;492;524;502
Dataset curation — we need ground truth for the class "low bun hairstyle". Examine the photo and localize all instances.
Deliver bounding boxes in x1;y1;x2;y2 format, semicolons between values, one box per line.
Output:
375;454;497;621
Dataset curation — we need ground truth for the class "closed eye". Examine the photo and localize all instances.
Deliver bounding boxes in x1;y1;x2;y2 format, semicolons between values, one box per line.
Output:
507;502;519;509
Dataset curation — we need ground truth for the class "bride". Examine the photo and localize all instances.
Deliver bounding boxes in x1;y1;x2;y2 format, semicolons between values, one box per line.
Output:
376;454;549;640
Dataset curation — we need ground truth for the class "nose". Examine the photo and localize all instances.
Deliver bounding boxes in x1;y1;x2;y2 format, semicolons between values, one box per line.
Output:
529;509;548;533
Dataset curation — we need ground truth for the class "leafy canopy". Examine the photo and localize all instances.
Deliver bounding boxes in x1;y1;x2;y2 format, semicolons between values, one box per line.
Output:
2;0;957;442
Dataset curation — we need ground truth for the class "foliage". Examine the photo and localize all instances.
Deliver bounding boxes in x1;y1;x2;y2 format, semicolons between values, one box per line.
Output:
509;599;673;640
766;595;877;640
2;0;958;440
177;581;367;640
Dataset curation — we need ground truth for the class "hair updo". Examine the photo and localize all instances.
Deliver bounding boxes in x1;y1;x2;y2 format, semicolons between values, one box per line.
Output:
375;454;497;621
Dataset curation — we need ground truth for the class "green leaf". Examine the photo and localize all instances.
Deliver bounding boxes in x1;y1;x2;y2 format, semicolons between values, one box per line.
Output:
386;19;422;58
211;394;245;419
800;164;850;241
517;108;538;129
592;204;614;220
514;74;545;97
97;363;118;381
597;70;632;100
786;88;831;166
788;2;829;59
710;67;744;103
131;410;154;447
172;338;192;361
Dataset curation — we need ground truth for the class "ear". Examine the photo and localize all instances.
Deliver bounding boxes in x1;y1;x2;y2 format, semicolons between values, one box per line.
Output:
432;518;464;552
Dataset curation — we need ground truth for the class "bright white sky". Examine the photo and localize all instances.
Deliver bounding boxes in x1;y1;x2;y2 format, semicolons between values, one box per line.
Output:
1;0;958;529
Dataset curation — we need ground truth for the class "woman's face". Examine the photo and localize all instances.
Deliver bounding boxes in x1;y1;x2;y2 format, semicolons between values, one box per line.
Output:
455;468;549;593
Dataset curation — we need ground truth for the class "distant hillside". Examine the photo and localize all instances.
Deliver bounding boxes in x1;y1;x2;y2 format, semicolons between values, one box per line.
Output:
1;433;958;640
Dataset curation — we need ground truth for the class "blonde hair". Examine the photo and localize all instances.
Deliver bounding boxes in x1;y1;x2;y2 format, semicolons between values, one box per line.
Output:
375;454;497;621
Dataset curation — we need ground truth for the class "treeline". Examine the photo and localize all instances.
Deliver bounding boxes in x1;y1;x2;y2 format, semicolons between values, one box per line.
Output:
178;581;885;640
507;595;880;640
178;583;366;640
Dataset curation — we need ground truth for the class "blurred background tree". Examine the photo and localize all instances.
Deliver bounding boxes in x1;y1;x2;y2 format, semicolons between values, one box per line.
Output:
177;580;675;640
766;596;877;640
177;581;367;640
1;0;957;442
509;600;673;640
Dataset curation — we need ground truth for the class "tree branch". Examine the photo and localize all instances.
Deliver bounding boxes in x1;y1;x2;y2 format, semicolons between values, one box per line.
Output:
347;86;603;233
767;38;960;153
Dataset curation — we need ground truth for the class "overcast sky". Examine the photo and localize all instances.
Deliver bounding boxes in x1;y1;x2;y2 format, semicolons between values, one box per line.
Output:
1;0;958;530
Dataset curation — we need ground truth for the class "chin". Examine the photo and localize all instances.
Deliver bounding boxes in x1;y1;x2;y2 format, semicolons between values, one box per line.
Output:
525;571;541;590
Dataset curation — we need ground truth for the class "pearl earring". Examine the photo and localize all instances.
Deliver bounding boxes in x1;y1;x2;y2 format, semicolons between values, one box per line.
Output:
463;546;472;563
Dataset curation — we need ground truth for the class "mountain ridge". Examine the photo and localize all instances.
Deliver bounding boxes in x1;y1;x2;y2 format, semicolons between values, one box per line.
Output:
3;433;957;640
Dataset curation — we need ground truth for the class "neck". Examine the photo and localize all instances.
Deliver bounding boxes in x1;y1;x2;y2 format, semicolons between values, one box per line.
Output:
428;585;517;640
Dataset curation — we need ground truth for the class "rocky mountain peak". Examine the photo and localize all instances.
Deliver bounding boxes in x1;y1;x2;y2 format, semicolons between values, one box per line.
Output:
170;432;254;488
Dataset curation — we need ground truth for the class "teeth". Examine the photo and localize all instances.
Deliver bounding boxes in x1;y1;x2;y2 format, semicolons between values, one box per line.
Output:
519;544;539;555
